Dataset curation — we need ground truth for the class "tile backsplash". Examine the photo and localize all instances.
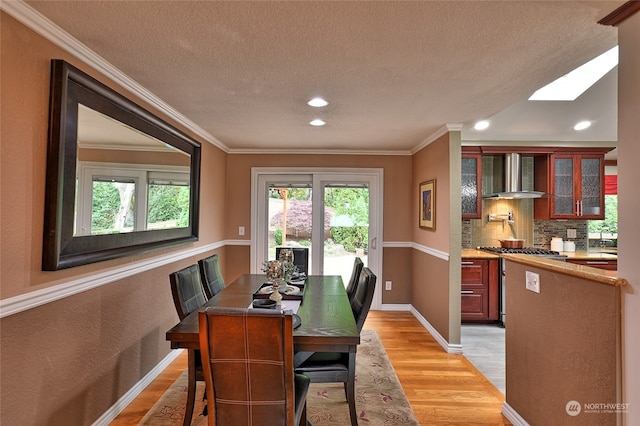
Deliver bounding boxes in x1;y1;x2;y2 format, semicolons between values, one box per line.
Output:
533;220;588;251
462;199;589;250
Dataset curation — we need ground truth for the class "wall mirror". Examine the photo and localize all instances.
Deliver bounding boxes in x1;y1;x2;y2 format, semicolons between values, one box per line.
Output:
43;60;201;270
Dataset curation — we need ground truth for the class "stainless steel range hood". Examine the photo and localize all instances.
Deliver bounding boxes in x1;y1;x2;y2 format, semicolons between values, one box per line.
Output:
484;153;545;199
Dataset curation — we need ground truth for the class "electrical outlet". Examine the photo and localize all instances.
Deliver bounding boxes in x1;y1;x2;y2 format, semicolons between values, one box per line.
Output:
238;226;245;236
567;228;577;239
526;271;540;293
385;281;392;290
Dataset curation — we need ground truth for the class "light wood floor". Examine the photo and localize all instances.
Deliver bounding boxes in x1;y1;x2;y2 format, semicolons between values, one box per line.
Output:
111;311;510;425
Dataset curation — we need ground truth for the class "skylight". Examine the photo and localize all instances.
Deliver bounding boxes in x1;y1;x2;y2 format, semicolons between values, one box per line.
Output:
528;46;618;101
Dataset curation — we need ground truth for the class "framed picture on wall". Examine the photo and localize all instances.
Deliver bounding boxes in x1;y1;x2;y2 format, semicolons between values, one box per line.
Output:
419;179;436;230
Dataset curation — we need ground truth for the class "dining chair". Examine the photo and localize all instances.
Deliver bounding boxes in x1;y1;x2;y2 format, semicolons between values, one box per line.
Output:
294;267;376;426
198;254;226;299
169;264;209;426
345;257;364;302
198;307;310;426
276;247;309;276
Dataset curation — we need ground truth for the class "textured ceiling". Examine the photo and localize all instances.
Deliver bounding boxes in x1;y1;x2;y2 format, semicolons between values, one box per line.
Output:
23;1;621;154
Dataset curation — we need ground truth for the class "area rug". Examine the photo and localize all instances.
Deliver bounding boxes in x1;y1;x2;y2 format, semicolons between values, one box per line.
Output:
140;329;418;425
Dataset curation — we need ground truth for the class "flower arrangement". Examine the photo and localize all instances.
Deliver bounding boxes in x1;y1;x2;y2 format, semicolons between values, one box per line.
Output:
261;254;299;283
262;260;283;282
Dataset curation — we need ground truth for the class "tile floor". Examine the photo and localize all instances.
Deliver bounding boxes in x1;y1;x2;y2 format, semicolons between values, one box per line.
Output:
461;324;506;394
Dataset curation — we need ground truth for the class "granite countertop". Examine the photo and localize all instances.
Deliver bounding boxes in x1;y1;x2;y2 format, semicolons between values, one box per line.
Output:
560;250;617;260
462;248;617;261
501;253;627;287
461;249;500;259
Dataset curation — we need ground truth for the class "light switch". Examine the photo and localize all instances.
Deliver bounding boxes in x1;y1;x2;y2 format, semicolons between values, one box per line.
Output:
239;226;245;236
567;229;577;239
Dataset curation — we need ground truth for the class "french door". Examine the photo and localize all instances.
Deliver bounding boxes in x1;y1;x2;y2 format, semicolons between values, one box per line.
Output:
251;168;383;309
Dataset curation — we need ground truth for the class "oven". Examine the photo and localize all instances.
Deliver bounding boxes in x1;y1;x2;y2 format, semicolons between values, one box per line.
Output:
478;247;567;326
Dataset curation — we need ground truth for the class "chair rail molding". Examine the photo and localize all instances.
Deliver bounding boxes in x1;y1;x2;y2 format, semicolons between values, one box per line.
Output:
0;241;226;318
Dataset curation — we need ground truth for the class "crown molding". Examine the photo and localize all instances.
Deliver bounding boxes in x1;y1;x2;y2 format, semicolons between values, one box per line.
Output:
1;0;229;153
411;123;463;154
228;148;412;156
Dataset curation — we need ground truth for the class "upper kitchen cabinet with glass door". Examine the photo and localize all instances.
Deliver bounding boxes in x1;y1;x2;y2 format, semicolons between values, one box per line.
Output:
534;150;610;220
462;150;482;219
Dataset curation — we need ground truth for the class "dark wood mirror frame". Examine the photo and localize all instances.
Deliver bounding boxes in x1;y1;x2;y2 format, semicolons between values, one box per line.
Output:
43;59;201;270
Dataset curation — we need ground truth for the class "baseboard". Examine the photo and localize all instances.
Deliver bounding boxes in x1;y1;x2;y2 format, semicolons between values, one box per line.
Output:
91;349;183;426
380;303;412;311
409;305;463;354
501;402;530;426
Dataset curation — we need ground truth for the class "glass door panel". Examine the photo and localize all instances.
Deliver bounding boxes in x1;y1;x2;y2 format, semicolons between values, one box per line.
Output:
323;185;369;287
253;168;382;309
581;157;602;215
267;185;312;271
553;157;575;215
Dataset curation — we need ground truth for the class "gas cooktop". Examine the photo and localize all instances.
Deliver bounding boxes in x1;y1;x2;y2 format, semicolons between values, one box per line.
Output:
478;247;560;255
478;246;567;259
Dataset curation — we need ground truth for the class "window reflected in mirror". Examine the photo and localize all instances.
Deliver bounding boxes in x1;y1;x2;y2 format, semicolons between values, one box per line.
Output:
75;105;191;236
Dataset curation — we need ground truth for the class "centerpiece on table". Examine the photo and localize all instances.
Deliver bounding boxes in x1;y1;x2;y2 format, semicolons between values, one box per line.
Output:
263;259;284;306
259;249;301;306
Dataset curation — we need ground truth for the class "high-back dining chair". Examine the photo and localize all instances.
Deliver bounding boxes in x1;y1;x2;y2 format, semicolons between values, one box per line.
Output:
276;247;309;276
198;307;310;426
345;257;364;302
198;254;226;299
294;267;376;426
169;264;209;426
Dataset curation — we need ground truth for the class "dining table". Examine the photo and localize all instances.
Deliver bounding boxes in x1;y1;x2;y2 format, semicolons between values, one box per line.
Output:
165;273;360;425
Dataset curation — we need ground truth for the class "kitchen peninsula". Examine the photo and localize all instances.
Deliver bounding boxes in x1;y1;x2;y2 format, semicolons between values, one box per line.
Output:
500;253;627;425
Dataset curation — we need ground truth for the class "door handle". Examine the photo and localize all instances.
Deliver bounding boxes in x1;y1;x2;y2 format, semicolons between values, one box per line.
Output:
370;237;377;250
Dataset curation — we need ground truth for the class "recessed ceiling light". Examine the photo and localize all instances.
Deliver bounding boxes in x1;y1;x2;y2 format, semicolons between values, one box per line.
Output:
309;119;326;126
573;120;592;131
529;46;618;101
474;120;490;131
307;97;328;107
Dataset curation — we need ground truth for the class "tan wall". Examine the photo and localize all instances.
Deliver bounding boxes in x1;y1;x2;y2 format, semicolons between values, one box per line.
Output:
411;249;451;337
505;261;621;425
1;13;227;425
412;135;452;252
225;153;415;304
410;134;457;341
382;247;413;304
226;153;414;242
0;13;227;299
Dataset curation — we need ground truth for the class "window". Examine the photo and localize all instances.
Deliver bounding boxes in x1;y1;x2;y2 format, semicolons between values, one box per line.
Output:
588;195;618;247
76;162;189;236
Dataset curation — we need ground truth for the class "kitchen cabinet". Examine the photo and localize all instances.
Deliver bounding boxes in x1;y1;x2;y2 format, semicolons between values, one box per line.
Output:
534;152;606;219
567;259;617;271
461;152;482;219
461;258;499;322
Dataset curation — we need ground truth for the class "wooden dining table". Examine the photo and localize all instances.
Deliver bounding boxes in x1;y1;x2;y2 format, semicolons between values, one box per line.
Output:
165;273;360;425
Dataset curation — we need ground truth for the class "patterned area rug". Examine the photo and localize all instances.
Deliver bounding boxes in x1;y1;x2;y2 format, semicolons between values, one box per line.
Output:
140;329;418;425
